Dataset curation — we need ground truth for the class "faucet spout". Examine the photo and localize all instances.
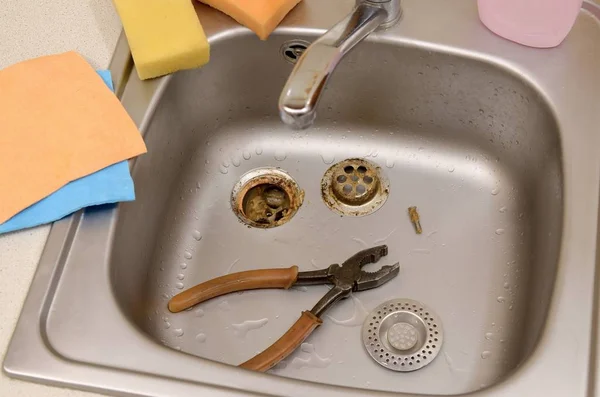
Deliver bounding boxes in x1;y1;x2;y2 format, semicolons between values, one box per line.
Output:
278;0;402;129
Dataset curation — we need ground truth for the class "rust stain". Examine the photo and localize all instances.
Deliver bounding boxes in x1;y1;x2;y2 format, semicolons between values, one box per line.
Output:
232;171;304;229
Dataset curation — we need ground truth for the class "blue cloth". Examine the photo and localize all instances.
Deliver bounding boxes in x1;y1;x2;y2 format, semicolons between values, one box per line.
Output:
0;70;135;234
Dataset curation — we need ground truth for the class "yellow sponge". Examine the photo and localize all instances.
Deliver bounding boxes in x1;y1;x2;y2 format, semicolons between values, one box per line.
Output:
112;0;210;80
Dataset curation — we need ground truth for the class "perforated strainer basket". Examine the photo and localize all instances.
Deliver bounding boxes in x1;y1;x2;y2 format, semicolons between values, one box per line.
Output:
362;299;443;372
320;158;389;217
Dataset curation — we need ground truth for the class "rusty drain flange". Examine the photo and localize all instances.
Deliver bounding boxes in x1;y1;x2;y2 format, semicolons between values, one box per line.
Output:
231;167;304;228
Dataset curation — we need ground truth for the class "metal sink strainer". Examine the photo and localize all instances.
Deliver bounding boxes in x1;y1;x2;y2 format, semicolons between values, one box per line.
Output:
321;158;389;217
362;299;443;372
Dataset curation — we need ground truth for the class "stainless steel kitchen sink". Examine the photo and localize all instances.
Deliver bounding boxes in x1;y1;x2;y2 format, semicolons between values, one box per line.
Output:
5;1;600;396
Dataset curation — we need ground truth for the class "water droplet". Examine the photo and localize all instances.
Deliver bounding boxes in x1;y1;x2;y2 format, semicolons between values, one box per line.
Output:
195;333;207;343
175;282;184;289
219;164;229;174
231;156;241;167
509;305;514;311
176;273;185;280
497;296;506;303
274;150;287;161
491;187;500;195
192;230;202;241
499;206;507;213
485;332;494;340
164;321;171;329
385;158;395;168
255;146;263;155
221;160;230;168
196;181;202;189
321;153;335;164
195;308;204;317
232;318;269;338
291;343;332;369
481;351;492;359
479;109;485;115
184;251;192;259
161;293;170;300
503;282;510;289
448;166;455;172
180;263;188;269
243;150;251;160
226;258;240;274
174;346;181;351
495;228;505;235
173;328;184;337
371;149;378;157
325;296;369;327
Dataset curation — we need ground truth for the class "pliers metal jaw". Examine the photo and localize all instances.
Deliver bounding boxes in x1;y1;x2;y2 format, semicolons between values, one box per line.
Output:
168;245;399;372
296;245;400;316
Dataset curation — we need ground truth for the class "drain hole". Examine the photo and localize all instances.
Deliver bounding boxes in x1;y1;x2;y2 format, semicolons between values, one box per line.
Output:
357;166;367;173
343;184;353;194
242;184;290;225
232;168;304;228
281;41;310;64
344;165;355;174
356;185;366;194
363;176;374;184
337;175;347;183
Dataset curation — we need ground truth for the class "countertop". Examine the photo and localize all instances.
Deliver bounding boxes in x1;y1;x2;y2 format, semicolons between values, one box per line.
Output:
0;1;121;396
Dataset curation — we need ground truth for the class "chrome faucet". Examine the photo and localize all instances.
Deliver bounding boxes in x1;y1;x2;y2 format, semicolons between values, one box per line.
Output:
278;0;402;129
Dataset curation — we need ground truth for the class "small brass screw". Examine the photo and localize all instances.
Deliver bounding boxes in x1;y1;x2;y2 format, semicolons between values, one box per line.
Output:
408;206;422;234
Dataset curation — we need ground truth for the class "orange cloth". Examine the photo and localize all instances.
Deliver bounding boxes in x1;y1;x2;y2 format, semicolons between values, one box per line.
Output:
0;51;146;223
199;0;302;40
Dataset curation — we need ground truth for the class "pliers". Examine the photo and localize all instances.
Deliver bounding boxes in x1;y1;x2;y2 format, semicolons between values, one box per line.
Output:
168;245;400;372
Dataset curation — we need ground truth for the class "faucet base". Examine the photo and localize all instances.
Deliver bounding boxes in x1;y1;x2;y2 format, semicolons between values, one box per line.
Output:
362;0;403;28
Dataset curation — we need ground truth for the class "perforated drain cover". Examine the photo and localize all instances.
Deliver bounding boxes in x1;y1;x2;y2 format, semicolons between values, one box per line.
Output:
321;158;389;217
362;299;443;372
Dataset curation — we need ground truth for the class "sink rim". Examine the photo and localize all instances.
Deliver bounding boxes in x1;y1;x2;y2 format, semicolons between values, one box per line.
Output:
5;1;600;396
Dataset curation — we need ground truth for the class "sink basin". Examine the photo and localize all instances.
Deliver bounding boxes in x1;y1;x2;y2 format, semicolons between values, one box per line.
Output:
5;1;600;396
115;14;566;396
